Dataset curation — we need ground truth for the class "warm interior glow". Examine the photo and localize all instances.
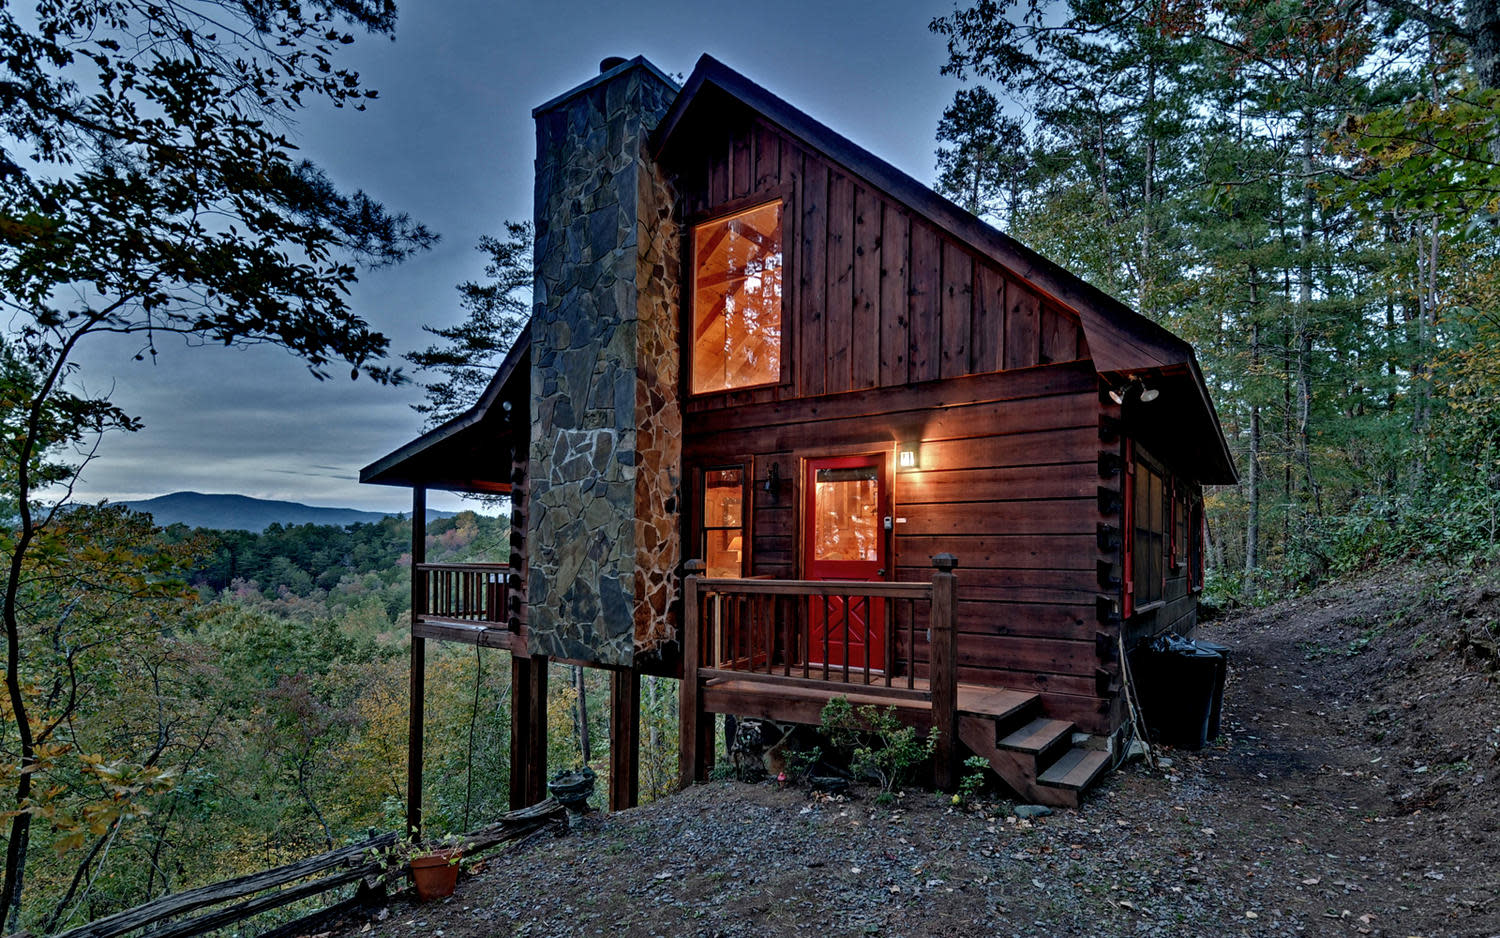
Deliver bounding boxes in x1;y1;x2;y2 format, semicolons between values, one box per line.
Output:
703;468;744;578
813;466;880;562
692;202;782;394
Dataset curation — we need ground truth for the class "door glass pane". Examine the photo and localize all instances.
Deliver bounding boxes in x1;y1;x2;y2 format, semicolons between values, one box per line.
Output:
813;466;879;562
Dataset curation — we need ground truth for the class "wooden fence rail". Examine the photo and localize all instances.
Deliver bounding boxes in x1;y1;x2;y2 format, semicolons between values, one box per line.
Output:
50;800;565;938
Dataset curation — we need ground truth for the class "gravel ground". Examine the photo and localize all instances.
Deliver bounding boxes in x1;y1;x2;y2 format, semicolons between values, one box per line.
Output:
325;564;1500;938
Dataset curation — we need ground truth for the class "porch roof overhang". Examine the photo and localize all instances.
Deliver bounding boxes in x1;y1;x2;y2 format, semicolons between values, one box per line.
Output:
1105;361;1238;486
653;54;1238;487
359;324;531;495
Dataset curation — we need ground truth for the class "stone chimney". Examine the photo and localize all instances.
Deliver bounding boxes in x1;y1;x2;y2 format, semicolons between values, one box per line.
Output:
526;57;681;668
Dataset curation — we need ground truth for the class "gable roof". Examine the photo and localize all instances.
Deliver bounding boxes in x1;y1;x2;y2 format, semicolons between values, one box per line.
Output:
654;54;1236;484
359;323;531;493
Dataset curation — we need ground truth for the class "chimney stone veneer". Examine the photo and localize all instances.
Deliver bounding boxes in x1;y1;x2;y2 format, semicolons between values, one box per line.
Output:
526;58;681;667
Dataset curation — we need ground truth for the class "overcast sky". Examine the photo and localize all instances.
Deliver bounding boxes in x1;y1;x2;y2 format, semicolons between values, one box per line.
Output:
70;0;964;514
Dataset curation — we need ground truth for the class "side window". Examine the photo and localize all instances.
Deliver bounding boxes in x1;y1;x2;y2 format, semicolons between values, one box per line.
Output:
691;201;783;394
1190;497;1205;592
701;467;747;578
1131;459;1166;607
1172;481;1188;570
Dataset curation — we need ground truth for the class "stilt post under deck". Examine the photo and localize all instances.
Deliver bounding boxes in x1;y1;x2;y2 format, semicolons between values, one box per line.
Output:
406;486;427;837
508;654;531;810
524;655;549;805
679;560;711;787
609;669;640;810
929;553;959;791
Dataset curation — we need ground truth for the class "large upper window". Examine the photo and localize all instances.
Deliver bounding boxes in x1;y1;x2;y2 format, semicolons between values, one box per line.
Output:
691;201;783;394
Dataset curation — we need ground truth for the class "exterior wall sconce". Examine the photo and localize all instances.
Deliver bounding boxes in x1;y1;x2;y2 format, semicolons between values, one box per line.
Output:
763;462;780;495
1108;379;1160;405
897;441;922;471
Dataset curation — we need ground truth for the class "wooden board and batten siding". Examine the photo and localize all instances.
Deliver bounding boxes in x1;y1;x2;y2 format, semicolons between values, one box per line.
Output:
670;113;1129;734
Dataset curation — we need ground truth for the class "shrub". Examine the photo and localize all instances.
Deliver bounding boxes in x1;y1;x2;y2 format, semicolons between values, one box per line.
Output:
820;697;938;797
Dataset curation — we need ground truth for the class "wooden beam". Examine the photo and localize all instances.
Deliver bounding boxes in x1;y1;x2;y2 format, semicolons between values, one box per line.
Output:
609;670;641;811
525;655;549;806
407;485;426;838
508;654;531;811
679;560;706;787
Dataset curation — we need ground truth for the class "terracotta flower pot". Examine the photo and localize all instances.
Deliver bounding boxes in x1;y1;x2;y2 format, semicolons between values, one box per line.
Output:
409;848;462;901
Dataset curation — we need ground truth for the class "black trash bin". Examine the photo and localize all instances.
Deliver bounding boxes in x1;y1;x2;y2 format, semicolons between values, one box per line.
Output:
1192;639;1231;741
1131;635;1222;750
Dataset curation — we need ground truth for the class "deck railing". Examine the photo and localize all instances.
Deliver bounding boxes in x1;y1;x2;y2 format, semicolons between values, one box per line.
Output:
690;578;933;690
680;554;959;788
415;562;508;627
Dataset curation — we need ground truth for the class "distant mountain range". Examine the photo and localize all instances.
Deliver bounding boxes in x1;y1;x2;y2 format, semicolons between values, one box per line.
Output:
120;492;458;532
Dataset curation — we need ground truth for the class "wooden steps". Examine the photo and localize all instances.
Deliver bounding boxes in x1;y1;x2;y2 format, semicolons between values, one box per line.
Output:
959;705;1113;808
998;717;1073;760
1038;747;1111;791
957;687;1036;722
697;675;1112;806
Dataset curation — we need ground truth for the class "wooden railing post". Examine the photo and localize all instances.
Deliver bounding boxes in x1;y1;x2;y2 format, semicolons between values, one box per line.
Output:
929;553;959;791
679;559;707;788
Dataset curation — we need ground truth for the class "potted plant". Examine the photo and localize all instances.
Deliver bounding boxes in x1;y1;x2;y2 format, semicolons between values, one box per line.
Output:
381;833;465;901
408;842;463;901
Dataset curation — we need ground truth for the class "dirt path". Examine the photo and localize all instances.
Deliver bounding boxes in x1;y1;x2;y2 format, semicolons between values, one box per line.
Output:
332;566;1500;938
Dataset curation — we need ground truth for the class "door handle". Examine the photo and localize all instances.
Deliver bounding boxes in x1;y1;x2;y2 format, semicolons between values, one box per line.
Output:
876;568;885;576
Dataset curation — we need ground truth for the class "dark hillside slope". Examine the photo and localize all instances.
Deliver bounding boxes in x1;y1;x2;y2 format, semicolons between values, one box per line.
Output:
313;562;1499;938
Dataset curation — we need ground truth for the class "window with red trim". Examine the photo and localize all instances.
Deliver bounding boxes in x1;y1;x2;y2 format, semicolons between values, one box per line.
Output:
1172;482;1188;570
1189;497;1205;592
1131;460;1166;606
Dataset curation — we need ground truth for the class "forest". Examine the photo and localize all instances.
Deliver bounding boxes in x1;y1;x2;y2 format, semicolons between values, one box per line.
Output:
928;0;1500;594
0;508;667;932
0;0;1496;933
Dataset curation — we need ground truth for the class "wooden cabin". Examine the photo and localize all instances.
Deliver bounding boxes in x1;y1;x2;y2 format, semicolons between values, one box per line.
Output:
361;54;1236;823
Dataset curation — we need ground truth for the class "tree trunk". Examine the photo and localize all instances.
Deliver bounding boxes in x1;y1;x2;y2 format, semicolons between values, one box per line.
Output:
1245;270;1261;591
1296;117;1322;518
1470;0;1500;89
573;666;591;764
1140;55;1157;315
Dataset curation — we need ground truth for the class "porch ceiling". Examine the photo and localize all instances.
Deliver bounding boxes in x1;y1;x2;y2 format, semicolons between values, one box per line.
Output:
359;324;530;495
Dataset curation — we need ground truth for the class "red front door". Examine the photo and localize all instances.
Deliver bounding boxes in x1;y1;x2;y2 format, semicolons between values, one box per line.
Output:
804;453;888;672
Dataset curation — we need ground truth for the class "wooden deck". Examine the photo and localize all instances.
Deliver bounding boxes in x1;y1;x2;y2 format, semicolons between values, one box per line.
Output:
682;563;1113;807
700;675;1033;725
700;673;1109;807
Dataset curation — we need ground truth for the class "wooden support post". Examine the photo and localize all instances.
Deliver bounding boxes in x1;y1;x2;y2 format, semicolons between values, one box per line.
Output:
406;486;427;838
525;655;549;806
929;553;959;791
508;653;531;810
609;669;641;811
679;560;708;787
